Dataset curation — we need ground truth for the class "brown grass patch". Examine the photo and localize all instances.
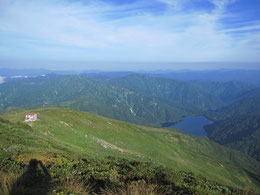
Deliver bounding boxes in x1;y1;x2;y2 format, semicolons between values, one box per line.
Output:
101;181;162;195
59;121;73;127
53;175;92;195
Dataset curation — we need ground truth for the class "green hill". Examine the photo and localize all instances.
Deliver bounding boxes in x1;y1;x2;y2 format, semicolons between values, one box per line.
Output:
1;108;260;193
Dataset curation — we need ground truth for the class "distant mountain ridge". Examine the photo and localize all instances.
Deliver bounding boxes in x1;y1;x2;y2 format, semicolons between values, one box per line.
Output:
145;69;260;85
0;74;189;125
0;74;256;126
2;68;260;85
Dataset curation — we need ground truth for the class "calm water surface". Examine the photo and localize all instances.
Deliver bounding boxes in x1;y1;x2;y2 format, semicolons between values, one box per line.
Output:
171;116;213;137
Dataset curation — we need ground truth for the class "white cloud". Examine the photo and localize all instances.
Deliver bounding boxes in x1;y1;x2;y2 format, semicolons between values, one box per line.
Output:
0;0;259;63
157;0;182;10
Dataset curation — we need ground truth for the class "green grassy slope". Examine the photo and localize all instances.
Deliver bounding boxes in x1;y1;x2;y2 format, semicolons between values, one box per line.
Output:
0;117;244;194
2;108;260;192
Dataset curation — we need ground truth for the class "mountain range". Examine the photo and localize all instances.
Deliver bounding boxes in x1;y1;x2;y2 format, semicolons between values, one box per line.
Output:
0;74;256;126
0;71;260;193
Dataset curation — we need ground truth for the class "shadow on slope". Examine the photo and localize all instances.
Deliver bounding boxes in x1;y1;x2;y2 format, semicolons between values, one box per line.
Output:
10;159;51;195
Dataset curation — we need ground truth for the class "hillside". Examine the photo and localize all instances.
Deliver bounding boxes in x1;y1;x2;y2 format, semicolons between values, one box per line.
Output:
203;89;260;162
110;74;255;107
1;108;260;193
193;80;255;104
206;88;260;121
0;74;255;127
205;115;260;161
0;74;196;126
109;74;224;111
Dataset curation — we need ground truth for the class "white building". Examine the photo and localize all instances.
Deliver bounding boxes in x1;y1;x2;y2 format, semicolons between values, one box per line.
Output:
25;113;37;122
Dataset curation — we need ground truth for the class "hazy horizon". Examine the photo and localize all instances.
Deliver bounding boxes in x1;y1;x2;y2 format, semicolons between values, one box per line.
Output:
0;61;260;71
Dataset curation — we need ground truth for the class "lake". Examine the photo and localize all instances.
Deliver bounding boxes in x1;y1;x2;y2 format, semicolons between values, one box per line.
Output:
171;116;213;137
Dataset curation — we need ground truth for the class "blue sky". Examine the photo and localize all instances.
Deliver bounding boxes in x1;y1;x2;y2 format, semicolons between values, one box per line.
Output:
0;0;260;70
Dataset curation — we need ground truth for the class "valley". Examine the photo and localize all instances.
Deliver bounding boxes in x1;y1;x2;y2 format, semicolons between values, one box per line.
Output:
0;71;260;194
0;74;256;126
1;0;260;193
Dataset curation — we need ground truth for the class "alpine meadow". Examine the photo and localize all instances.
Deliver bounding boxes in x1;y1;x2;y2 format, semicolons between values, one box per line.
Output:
1;0;260;194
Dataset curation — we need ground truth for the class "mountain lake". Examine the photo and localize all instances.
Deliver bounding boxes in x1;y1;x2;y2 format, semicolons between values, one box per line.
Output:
171;116;213;137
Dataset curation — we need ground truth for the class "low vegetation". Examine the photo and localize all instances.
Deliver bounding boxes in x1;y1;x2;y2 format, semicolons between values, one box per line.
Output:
1;109;260;194
1;156;243;194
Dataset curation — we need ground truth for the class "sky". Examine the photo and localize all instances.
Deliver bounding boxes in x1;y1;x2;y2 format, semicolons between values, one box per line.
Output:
0;0;260;70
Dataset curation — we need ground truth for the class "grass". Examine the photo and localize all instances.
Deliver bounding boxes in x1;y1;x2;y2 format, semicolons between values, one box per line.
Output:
1;108;260;193
53;175;92;195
